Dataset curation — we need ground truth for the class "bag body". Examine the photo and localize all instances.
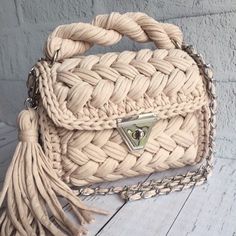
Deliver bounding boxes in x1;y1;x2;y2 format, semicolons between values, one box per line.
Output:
0;12;216;235
38;48;210;187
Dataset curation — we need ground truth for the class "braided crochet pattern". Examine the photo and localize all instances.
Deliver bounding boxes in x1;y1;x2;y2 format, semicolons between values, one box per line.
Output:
34;12;209;186
37;48;206;130
0;12;214;236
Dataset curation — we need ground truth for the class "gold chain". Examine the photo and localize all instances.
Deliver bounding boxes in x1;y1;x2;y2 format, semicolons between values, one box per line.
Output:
77;43;217;201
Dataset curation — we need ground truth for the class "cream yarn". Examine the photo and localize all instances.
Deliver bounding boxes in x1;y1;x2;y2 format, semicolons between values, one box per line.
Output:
0;12;210;236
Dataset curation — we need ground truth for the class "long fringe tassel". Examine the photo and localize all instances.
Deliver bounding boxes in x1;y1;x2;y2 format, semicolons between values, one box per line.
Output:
0;109;108;236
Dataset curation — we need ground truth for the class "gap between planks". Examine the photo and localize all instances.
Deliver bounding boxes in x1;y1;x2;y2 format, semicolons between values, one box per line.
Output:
96;158;236;236
1;124;236;235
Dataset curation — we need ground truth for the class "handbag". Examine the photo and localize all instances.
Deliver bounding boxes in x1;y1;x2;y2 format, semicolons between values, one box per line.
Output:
0;12;216;236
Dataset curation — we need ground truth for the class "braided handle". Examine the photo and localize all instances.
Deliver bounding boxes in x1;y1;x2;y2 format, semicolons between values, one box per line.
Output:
44;12;183;61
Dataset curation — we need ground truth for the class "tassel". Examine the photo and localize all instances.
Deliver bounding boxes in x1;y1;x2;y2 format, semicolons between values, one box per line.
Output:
0;109;108;236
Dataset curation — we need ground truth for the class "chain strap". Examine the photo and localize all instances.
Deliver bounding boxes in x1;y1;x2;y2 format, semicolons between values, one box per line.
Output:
25;42;216;201
77;43;217;201
25;53;59;110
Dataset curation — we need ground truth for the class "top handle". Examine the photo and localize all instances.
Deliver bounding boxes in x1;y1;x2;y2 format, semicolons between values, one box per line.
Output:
44;12;183;61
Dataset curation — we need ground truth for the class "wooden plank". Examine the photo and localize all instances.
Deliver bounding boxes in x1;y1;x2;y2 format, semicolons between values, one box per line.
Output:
0;132;152;235
0;140;17;185
0;128;18;209
96;190;192;236
164;158;236;236
0;124;17;184
0;131;200;235
0;122;15;135
64;165;201;235
2;123;233;236
62;175;152;236
0;128;17;148
95;165;199;236
95;158;236;236
59;191;125;235
0;125;128;234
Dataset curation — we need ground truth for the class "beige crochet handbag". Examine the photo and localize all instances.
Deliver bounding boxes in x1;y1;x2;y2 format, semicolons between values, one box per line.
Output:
0;12;216;236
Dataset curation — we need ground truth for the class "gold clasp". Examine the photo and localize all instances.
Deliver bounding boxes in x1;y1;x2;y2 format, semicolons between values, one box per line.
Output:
117;113;157;151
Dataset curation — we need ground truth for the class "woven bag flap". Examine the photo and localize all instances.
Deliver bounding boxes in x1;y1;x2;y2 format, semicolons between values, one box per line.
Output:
34;12;207;130
36;48;207;131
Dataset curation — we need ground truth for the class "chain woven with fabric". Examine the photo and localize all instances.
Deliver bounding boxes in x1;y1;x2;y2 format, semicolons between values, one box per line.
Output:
0;12;216;236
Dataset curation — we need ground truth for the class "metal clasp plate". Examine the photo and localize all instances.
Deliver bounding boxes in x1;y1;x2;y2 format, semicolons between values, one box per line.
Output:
117;113;157;151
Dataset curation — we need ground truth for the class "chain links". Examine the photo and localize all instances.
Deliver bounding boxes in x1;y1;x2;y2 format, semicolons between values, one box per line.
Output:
25;52;59;110
77;43;217;201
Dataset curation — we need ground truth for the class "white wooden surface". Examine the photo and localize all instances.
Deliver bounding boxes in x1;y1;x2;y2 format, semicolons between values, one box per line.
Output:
0;122;236;236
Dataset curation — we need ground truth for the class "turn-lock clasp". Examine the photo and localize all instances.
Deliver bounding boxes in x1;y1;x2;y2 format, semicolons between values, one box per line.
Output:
117;113;157;151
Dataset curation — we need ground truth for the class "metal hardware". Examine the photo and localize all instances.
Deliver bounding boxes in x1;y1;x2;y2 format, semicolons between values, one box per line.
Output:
25;67;40;109
24;50;59;109
24;57;48;109
117;113;157;151
51;49;59;65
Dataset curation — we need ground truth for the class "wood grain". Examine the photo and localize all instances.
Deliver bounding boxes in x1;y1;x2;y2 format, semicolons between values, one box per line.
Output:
96;158;236;236
0;123;236;236
166;158;236;236
0;126;17;185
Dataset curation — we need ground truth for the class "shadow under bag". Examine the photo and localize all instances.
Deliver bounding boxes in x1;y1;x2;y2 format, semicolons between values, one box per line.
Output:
0;12;216;236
